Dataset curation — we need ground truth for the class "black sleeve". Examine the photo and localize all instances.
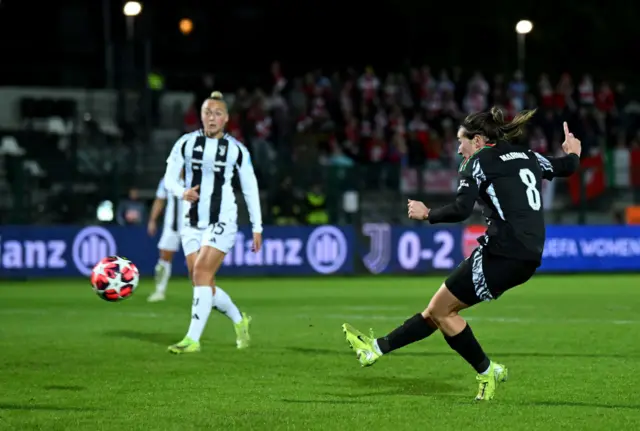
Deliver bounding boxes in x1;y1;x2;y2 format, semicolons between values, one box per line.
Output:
428;174;478;224
531;151;580;180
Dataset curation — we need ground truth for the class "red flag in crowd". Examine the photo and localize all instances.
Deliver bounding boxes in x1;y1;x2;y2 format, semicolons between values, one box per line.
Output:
568;154;605;204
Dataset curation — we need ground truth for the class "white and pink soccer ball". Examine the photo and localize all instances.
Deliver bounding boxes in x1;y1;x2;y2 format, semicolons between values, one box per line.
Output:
90;256;140;302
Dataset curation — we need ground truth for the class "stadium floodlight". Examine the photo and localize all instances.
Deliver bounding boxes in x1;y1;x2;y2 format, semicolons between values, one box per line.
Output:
123;1;142;40
515;20;533;34
515;20;533;76
123;1;142;17
179;18;194;35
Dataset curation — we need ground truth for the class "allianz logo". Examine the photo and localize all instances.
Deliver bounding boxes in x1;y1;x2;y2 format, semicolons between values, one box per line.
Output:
223;226;348;275
0;226;116;275
0;236;66;269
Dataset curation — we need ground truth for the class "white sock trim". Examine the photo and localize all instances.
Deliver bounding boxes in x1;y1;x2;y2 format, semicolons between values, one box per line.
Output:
212;286;243;324
480;363;491;375
186;286;213;342
373;340;383;355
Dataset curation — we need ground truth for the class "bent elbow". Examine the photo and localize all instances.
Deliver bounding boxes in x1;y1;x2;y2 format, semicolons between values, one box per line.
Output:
461;206;474;221
454;208;473;223
456;200;475;221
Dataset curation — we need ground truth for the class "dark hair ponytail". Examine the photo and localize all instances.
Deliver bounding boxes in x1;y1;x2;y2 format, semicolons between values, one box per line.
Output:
461;106;537;142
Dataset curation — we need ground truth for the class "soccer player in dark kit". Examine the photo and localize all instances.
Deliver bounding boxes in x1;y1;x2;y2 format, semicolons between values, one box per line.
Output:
342;106;582;401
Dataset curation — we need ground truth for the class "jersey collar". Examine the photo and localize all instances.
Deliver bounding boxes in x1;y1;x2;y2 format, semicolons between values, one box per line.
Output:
458;143;496;172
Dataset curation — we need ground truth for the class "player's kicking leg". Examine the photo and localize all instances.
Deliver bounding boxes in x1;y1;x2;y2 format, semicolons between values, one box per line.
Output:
343;312;439;367
343;285;507;400
343;247;513;401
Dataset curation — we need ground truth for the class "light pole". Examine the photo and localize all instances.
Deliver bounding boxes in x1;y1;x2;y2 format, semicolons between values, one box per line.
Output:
121;1;142;93
515;20;533;76
123;1;142;41
103;0;114;88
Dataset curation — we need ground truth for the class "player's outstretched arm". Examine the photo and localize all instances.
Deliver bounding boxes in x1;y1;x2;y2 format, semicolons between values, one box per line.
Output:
409;169;479;224
427;174;478;224
531;122;581;180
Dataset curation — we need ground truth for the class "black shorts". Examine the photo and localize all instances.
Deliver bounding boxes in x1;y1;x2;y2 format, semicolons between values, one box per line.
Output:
445;246;539;306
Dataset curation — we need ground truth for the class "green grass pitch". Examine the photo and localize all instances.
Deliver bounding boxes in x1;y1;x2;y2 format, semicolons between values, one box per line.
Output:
1;275;640;430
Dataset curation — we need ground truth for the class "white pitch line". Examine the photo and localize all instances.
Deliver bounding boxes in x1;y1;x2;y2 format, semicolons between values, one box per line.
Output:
0;309;161;318
341;306;407;311
300;314;640;325
2;309;635;326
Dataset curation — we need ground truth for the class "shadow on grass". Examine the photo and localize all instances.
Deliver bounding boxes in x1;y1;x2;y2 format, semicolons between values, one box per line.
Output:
521;400;640;410
328;375;463;398
103;330;176;346
281;399;370;405
43;385;85;391
0;403;95;412
286;346;638;360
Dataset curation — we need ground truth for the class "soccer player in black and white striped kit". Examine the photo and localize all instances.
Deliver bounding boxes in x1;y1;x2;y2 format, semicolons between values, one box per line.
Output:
146;177;185;302
163;91;263;354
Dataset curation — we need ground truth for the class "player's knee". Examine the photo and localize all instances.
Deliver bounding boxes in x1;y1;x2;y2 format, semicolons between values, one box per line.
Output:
192;261;212;285
159;250;173;261
419;310;439;329
424;306;456;326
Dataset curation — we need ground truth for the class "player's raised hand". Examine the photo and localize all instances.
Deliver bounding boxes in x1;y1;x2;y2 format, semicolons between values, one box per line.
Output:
407;199;430;221
562;122;582;157
183;185;200;202
252;232;262;253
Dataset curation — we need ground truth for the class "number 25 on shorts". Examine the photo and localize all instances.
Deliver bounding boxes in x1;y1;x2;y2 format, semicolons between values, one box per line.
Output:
209;222;226;242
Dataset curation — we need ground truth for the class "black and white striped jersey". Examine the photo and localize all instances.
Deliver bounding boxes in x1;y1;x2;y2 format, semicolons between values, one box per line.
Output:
155;178;184;233
428;142;580;262
163;131;263;233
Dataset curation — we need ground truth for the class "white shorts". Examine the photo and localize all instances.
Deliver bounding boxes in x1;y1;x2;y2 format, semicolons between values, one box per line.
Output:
157;228;181;252
181;222;238;256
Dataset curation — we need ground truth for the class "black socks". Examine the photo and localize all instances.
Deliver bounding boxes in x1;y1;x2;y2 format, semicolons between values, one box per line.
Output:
374;315;491;374
376;313;438;354
444;324;490;373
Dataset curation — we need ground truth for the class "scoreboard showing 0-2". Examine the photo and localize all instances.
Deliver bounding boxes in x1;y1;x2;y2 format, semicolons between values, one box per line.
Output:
397;230;455;270
361;224;464;274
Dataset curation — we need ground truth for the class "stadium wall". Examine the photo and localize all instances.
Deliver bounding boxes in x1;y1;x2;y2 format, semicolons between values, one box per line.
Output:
1;225;640;278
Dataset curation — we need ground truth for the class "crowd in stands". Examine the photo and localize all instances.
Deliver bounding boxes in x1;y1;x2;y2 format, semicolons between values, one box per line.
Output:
182;62;640;189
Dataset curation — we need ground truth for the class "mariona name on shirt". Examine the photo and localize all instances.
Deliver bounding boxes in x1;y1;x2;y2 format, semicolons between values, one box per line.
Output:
499;152;528;162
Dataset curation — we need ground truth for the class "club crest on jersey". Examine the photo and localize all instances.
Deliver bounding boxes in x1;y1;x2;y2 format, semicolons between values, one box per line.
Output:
458;179;469;191
218;146;226;157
